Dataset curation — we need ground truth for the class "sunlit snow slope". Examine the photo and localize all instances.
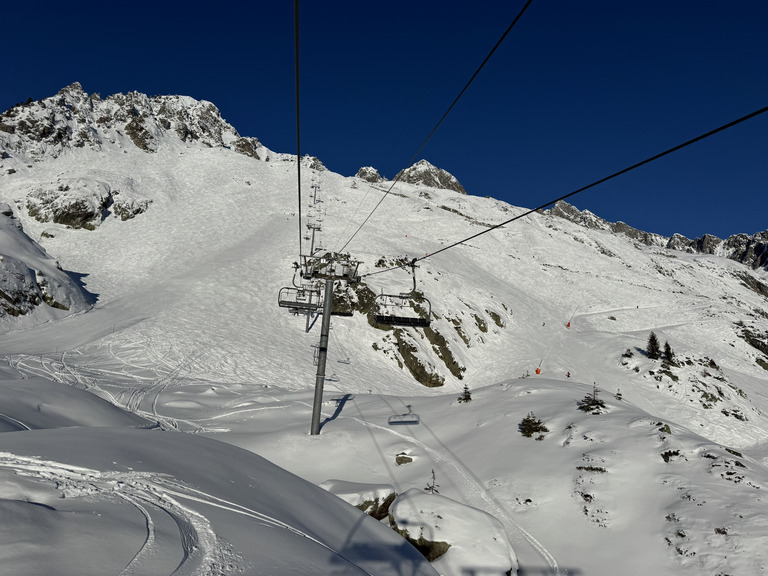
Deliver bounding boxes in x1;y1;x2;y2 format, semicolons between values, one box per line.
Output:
2;85;768;576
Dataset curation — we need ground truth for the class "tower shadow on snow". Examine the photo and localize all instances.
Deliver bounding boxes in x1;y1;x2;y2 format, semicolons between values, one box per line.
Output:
319;393;353;431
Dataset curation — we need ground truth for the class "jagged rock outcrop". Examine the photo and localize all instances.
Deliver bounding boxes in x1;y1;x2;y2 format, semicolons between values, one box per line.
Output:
672;231;768;270
0;82;270;161
395;159;467;194
355;166;385;183
0;210;91;320
722;231;768;269
666;233;692;252
547;201;611;232
22;176;151;230
304;155;326;171
0;83;275;230
548;200;768;270
547;201;666;246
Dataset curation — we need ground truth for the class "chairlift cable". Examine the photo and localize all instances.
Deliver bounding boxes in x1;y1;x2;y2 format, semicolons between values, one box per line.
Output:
293;0;304;259
337;0;535;254
362;104;768;278
333;34;462;253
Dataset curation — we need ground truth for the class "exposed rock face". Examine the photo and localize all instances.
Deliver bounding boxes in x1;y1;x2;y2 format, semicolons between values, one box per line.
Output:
355;166;385;183
690;233;722;255
666;233;692;252
23;177;151;230
304;155;326;171
395;159;467;194
547;201;611;231
0;211;91;319
0;253;46;316
723;231;768;269
26;178;111;230
0;83;273;230
548;200;768;270
232;136;262;159
0;82;269;161
547;201;666;245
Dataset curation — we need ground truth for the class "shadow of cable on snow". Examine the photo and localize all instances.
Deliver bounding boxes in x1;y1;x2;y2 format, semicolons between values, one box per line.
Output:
350;396;402;492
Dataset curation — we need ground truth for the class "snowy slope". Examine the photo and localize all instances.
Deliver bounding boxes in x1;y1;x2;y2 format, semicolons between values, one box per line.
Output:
2;85;768;575
0;424;437;576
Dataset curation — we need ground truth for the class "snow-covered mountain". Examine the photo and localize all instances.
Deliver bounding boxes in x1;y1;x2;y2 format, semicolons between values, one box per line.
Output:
395;159;467;194
2;84;768;576
548;200;768;270
355;166;386;183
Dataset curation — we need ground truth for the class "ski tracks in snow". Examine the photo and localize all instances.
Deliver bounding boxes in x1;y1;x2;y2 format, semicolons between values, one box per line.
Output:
0;452;245;576
0;451;375;576
344;402;561;575
6;343;206;433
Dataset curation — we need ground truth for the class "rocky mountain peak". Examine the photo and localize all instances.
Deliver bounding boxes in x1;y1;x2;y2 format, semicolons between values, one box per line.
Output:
355;166;385;183
548;200;768;270
0;83;266;162
395;159;466;194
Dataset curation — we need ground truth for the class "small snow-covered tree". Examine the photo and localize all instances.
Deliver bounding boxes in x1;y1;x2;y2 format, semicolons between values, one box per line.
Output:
647;332;661;360
457;384;472;403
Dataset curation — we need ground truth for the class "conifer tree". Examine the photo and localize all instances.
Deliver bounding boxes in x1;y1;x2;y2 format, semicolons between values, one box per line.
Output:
519;412;549;437
577;383;607;413
647;332;661;360
663;341;675;364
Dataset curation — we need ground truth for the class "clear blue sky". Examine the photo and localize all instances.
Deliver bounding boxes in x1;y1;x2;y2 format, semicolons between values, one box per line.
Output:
3;1;766;240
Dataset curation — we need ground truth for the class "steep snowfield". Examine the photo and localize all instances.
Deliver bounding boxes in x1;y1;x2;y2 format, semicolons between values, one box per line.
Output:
2;88;768;575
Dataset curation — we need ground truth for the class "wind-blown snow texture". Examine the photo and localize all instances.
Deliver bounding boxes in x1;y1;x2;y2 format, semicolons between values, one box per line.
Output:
2;84;768;575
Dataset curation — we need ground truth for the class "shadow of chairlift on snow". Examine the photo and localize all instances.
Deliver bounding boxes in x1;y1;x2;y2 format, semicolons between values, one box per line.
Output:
319;394;354;431
388;404;420;426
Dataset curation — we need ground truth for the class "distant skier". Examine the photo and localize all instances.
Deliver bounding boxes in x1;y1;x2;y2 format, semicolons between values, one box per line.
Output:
567;372;571;378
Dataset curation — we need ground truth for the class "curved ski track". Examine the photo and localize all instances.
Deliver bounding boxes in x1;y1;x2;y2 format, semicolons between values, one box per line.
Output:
0;452;371;576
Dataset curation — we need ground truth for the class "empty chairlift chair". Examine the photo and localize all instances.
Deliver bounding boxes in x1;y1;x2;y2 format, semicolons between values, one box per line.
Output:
372;259;431;328
278;286;322;313
373;293;431;327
